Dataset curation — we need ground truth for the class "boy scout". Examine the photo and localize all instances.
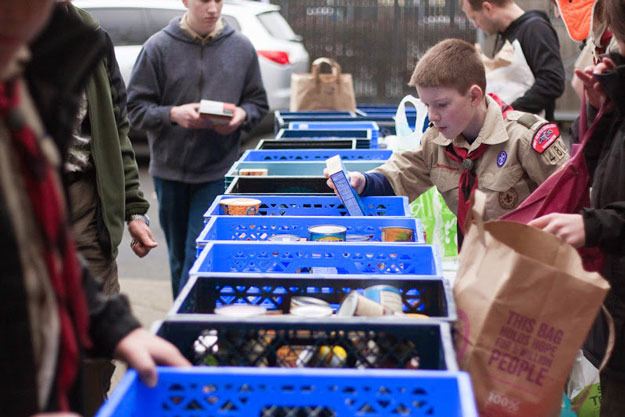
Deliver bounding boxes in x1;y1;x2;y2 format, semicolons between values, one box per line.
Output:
331;38;568;236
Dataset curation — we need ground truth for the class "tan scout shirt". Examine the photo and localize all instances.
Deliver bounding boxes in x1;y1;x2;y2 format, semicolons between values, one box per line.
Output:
373;95;569;221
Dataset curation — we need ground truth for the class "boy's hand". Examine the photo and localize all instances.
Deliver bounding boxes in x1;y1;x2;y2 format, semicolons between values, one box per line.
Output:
213;107;247;135
114;328;191;388
170;103;206;129
574;56;616;110
528;213;585;248
323;169;366;195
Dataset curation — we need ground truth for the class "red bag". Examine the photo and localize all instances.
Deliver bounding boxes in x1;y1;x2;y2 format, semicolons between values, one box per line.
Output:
500;100;607;271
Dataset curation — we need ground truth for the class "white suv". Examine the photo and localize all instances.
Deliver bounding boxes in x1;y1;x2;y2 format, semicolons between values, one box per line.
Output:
74;0;310;111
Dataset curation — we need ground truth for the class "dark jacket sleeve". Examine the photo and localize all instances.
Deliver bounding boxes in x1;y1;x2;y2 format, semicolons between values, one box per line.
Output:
580;107;616;178
102;31;149;218
583;203;625;254
82;259;141;357
511;19;565;115
362;172;396;196
126;45;173;132
239;48;269;132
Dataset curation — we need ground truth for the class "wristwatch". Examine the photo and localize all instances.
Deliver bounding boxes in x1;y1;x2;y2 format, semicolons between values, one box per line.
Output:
128;214;150;227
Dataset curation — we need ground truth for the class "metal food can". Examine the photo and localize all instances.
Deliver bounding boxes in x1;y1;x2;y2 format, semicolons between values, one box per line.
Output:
268;234;302;242
308;225;347;242
337;291;392;317
219;198;261;216
364;285;403;314
381;226;414;242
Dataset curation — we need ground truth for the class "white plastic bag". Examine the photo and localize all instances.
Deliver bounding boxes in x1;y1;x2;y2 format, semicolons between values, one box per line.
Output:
482;40;534;105
566;350;601;417
385;95;428;151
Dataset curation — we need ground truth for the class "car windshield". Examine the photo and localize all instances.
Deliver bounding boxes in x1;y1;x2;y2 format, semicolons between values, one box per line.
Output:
256;11;298;41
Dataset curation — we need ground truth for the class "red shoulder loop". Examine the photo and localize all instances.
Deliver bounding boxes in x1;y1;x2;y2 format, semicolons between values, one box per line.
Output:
532;123;560;154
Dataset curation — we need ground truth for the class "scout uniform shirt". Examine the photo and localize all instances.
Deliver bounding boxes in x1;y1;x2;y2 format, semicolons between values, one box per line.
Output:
373;95;569;221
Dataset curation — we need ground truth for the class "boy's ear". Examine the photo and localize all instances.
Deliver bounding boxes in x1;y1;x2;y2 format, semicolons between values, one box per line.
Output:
468;84;484;105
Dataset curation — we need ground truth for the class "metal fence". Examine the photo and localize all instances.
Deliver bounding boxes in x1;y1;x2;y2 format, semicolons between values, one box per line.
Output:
274;0;476;104
272;0;581;118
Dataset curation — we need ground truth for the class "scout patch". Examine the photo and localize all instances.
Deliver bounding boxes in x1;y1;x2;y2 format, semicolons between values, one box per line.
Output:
532;123;560;154
496;151;507;167
498;188;519;210
544;140;567;164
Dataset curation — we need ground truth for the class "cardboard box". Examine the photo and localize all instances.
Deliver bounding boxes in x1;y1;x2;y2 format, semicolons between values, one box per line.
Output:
199;99;236;125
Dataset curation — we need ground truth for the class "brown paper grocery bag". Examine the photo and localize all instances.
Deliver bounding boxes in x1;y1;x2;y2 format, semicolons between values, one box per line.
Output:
454;191;609;417
290;57;356;112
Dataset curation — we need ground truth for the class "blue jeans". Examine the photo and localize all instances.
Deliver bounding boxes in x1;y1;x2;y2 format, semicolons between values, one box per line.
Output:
153;176;225;297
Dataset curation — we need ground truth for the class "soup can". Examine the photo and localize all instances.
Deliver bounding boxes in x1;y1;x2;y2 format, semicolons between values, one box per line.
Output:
381;226;414;242
291;296;330;310
291;304;333;318
337;291;392;317
219;198;261;216
363;285;403;314
214;304;267;317
308;225;347;242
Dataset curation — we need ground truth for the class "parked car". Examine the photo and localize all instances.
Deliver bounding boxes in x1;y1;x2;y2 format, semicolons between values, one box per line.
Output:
75;0;309;111
74;0;309;155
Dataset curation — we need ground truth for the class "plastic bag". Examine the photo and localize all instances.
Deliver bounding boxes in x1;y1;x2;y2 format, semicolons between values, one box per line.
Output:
387;95;458;259
566;350;601;417
482;40;534;105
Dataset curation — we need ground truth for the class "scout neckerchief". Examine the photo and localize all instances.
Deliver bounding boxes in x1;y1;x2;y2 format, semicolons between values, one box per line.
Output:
0;80;91;411
444;143;489;234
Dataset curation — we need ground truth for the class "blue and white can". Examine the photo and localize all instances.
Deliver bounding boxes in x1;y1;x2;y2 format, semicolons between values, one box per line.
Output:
308;225;347;242
363;285;403;314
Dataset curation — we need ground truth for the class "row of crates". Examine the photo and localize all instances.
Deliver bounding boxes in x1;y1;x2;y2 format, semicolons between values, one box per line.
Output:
96;110;477;417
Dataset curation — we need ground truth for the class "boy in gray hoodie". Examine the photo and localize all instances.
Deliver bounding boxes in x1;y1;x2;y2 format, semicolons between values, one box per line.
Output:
127;0;268;296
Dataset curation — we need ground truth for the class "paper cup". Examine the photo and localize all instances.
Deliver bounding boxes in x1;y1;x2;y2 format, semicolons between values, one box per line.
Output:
219;198;261;215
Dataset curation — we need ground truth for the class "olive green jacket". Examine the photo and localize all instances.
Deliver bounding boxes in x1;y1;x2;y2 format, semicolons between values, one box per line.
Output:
74;5;149;258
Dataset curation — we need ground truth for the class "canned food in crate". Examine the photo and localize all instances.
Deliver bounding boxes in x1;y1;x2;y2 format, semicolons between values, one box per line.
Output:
239;168;268;176
268;234;301;242
298;345;347;367
337;291;393;317
308;225;347;242
364;285;403;314
219;198;261;215
381;226;414;242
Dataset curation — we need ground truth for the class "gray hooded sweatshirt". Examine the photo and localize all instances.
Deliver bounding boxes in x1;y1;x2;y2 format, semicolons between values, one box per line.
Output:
127;17;268;183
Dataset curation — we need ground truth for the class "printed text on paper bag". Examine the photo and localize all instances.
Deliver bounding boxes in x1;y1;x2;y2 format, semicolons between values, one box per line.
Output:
488;310;564;387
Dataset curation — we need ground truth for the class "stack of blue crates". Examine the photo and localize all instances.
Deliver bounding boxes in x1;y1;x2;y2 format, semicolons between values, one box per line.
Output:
96;108;478;417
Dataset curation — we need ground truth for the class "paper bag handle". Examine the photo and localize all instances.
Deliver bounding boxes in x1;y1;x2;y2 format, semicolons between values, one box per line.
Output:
311;57;342;82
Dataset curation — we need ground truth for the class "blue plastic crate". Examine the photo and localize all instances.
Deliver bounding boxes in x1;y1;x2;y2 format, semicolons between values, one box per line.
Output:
97;368;478;417
190;241;441;276
274;112;397;137
225;176;332;195
204;195;410;218
288;121;380;143
274;110;358;133
240;149;392;161
172;273;455;321
256;138;358;150
225;160;385;187
195;215;425;255
276;128;374;149
156;317;455;370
